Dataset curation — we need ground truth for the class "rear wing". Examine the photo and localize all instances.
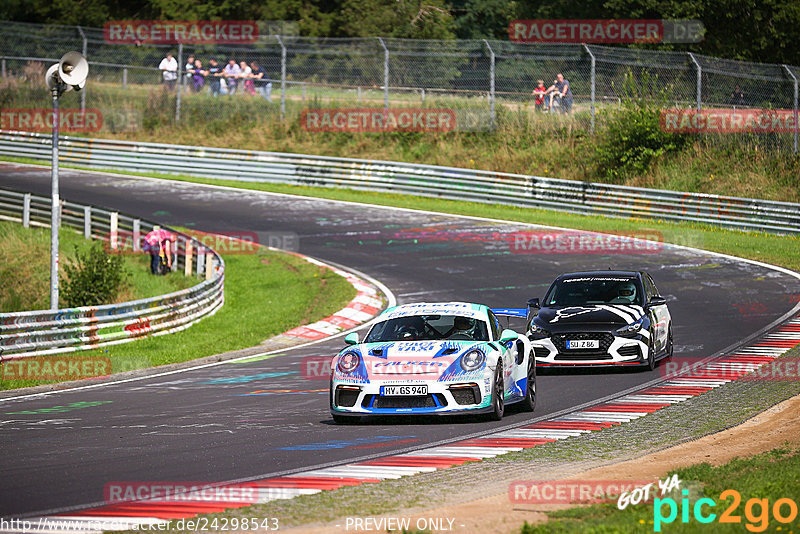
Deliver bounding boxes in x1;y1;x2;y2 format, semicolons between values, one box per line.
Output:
491;308;528;319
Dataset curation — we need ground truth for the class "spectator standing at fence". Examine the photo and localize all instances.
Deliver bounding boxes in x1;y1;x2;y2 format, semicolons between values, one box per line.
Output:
190;59;206;92
144;228;174;275
532;79;547;112
239;60;255;95
207;58;223;96
224;59;241;95
729;85;746;106
184;55;195;86
158;52;178;90
548;73;573;114
250;61;272;101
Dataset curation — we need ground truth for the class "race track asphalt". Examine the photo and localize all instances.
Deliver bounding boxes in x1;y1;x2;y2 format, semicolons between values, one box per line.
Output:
1;163;798;517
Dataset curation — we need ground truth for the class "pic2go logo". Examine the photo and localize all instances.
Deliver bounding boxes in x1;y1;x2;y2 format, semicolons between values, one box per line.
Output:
653;489;799;532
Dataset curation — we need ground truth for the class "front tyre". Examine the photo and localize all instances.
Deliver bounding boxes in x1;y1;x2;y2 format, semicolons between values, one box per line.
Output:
487;361;505;421
520;351;536;412
643;330;656;371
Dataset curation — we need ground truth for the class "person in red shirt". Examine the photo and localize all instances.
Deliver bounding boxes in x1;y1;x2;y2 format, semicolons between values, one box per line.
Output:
532;80;548;112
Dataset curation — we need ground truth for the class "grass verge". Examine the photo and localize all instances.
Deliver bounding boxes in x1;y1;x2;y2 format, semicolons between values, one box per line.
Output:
3;158;797;273
0;220;194;312
0;226;356;390
520;445;800;533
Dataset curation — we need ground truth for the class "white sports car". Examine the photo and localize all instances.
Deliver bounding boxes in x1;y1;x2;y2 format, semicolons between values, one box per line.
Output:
330;302;535;423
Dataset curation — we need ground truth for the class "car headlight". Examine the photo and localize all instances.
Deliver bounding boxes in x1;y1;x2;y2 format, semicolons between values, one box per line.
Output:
617;317;645;336
460;349;486;372
528;322;550;339
337;352;361;374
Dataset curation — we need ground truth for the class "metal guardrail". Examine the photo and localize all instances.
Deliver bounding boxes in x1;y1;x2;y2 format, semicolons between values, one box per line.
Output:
1;131;799;234
0;187;225;358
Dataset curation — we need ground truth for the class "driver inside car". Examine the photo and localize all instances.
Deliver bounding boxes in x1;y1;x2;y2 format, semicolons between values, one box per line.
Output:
395;316;426;340
612;281;637;304
444;316;476;340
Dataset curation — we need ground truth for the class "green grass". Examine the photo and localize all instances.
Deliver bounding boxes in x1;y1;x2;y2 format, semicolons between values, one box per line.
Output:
0;244;356;390
0;220;194;312
519;445;800;534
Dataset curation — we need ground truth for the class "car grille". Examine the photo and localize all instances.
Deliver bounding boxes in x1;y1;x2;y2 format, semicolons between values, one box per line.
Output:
618;344;641;359
533;346;550;359
448;385;481;405
335;388;360;407
555;352;613;360
369;394;446;409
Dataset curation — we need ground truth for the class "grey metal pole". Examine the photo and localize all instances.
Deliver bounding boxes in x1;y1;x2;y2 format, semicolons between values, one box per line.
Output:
276;36;287;119
50;88;60;310
688;53;701;110
484;40;495;130
583;44;596;134
176;43;183;122
378;38;389;113
78;26;87;112
783;65;798;154
1;59;6;78
122;68;127;90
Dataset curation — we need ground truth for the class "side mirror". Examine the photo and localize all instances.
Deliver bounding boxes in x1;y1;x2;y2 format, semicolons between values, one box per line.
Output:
344;332;359;345
527;298;540;309
649;296;667;307
499;329;518;343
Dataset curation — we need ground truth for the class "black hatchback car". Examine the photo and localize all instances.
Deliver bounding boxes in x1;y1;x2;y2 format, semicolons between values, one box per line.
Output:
527;271;673;370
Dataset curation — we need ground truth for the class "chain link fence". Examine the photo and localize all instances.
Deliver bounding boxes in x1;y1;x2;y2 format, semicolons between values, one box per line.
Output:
0;20;798;151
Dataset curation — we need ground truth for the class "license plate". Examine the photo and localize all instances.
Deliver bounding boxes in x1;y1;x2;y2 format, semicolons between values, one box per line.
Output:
381;385;428;396
566;339;599;349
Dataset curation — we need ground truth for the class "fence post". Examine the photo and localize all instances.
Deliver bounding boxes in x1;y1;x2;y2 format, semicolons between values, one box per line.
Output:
783;65;799;154
276;36;287;119
302;83;306;103
22;193;31;228
132;219;140;251
176;42;183;122
77;26;87;112
205;255;214;280
110;212;118;249
483;40;495;130
122;68;127;90
84;206;91;238
378;37;389;113
688;52;701;110
196;246;205;278
185;240;193;276
1;58;6;78
583;44;596;134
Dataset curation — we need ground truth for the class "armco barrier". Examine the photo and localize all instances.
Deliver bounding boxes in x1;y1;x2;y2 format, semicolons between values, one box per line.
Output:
0;188;224;358
1;131;799;234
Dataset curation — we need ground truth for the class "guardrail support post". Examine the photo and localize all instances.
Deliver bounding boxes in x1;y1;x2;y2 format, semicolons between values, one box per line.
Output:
483;40;495;130
22;193;31;228
132;219;140;251
276;36;287;119
185;240;193;276
583;44;596;134
688;52;702;110
378;37;389;113
196;246;205;278
83;206;91;238
783;65;798;154
122;68;127;90
205;255;213;280
110;212;118;249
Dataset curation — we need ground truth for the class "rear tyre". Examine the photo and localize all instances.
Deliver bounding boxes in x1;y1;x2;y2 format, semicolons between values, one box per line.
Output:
487;361;505;421
520;351;536;412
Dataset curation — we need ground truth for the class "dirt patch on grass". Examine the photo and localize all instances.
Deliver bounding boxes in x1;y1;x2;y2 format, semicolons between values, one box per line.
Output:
284;393;800;534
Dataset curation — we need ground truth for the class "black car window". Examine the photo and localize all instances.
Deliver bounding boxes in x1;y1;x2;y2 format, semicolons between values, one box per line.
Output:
646;274;661;297
364;315;490;342
544;276;644;306
641;274;655;300
487;310;501;340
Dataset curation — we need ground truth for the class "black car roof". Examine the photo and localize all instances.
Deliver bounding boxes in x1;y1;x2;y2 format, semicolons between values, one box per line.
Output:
556;270;643;280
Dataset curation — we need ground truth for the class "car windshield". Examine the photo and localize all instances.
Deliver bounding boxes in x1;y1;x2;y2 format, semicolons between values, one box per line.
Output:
544;276;643;306
364;314;490;342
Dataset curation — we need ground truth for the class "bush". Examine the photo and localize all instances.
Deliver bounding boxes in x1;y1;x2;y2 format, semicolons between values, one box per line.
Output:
61;243;129;307
595;71;691;181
